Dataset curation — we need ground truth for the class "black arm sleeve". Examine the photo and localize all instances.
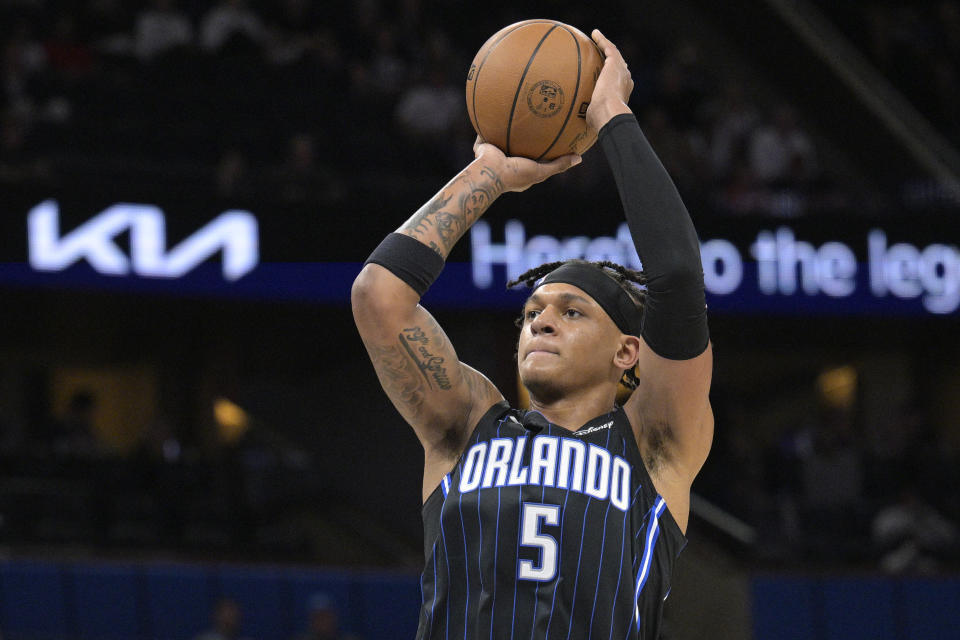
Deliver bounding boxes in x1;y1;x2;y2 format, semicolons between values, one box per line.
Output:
599;113;709;360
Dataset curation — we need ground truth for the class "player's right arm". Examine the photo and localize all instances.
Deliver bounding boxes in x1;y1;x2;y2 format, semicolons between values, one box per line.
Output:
352;145;579;498
352;272;501;498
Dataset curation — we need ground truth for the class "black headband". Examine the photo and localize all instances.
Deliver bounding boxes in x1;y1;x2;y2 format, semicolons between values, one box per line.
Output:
532;263;643;337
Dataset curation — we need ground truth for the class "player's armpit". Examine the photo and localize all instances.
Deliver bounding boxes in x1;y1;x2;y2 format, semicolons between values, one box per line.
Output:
353;265;504;458
624;339;714;485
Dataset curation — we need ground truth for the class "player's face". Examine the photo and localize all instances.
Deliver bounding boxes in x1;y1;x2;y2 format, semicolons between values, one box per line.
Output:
517;283;625;402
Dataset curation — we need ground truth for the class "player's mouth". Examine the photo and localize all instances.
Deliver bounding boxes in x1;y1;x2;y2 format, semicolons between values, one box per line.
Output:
525;349;558;359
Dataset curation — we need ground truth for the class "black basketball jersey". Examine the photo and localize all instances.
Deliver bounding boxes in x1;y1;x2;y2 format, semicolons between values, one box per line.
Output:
416;401;686;640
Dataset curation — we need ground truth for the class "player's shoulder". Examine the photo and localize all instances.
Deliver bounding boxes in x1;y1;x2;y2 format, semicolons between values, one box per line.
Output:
472;400;519;435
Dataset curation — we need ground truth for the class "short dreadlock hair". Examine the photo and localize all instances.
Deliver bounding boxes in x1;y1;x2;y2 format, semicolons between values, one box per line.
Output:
508;259;647;391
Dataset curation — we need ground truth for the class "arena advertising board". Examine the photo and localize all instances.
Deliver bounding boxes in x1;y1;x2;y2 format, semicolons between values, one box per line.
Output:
1;199;958;315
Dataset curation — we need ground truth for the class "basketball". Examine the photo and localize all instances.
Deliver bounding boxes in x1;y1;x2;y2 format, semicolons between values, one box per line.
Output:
466;20;605;161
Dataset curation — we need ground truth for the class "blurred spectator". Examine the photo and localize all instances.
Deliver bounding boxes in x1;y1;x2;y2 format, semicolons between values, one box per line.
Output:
84;0;135;56
263;0;321;65
367;26;407;98
394;66;461;139
715;160;766;215
394;64;465;172
43;13;95;77
657;40;711;131
195;598;250;640
350;0;385;47
272;132;343;205
709;82;760;179
749;105;817;185
640;105;709;200
800;427;863;515
50;389;103;457
135;417;183;465
2;21;47;117
200;0;266;55
872;487;959;574
135;0;194;62
312;29;344;71
0;110;49;184
215;147;252;199
292;593;356;640
771;405;867;557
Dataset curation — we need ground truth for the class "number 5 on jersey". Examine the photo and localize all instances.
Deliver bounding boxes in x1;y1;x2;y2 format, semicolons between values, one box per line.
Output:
518;503;560;581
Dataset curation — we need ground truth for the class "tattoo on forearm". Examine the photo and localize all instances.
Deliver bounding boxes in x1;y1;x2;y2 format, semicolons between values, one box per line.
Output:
400;164;504;257
405;192;452;240
480;166;504;191
400;326;452;390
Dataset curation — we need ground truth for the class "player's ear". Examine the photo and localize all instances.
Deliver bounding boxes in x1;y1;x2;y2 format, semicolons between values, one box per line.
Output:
613;335;641;370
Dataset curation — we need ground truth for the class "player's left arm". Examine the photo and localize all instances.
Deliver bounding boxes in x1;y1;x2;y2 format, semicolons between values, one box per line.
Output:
588;30;714;513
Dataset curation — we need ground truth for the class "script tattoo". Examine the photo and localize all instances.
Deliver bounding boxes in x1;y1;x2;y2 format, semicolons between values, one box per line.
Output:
400;164;504;257
399;326;452;390
365;341;429;422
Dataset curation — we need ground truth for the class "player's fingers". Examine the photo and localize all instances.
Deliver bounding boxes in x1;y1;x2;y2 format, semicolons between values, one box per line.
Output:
474;140;499;160
592;29;621;60
540;154;582;178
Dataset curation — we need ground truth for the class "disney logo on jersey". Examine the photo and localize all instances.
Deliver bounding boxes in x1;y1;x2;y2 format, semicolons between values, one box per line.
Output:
572;421;613;437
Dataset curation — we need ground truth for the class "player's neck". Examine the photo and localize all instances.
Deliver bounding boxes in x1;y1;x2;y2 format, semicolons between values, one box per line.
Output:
527;385;617;429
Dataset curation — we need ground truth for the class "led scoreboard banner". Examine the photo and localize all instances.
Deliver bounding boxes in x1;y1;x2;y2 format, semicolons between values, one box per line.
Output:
469;220;960;315
1;199;958;316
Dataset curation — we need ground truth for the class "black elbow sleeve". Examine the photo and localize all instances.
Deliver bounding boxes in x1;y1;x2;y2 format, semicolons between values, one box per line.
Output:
641;269;710;360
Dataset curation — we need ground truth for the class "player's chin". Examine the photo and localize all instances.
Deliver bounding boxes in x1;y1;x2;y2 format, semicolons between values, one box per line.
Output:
518;356;557;380
519;366;565;403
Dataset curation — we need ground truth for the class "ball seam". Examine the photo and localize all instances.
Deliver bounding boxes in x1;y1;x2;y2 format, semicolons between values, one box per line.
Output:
536;24;583;161
505;24;559;157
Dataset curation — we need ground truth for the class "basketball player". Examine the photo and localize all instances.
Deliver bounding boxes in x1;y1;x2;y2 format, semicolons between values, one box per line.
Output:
352;30;712;639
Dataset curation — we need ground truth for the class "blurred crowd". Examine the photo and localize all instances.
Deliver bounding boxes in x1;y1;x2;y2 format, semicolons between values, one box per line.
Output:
0;0;869;218
819;0;960;146
2;367;959;574
702;379;960;573
0;388;349;563
194;595;356;640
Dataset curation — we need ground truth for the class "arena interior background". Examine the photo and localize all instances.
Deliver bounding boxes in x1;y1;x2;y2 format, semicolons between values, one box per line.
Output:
1;0;959;638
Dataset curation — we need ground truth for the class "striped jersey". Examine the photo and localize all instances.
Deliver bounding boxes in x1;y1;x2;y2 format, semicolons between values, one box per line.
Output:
416;401;686;640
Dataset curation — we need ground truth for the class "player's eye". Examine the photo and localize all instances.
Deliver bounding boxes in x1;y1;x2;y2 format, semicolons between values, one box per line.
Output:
525;309;540;321
564;308;582;318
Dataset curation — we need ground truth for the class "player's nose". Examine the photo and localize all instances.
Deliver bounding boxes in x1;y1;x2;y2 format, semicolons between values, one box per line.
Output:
530;307;558;334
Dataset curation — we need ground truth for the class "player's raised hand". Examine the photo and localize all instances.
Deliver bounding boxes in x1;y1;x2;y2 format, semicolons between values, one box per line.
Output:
586;29;634;132
473;136;581;193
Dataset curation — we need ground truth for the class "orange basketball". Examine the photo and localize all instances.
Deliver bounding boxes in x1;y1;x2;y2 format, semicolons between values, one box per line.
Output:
466;20;604;161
